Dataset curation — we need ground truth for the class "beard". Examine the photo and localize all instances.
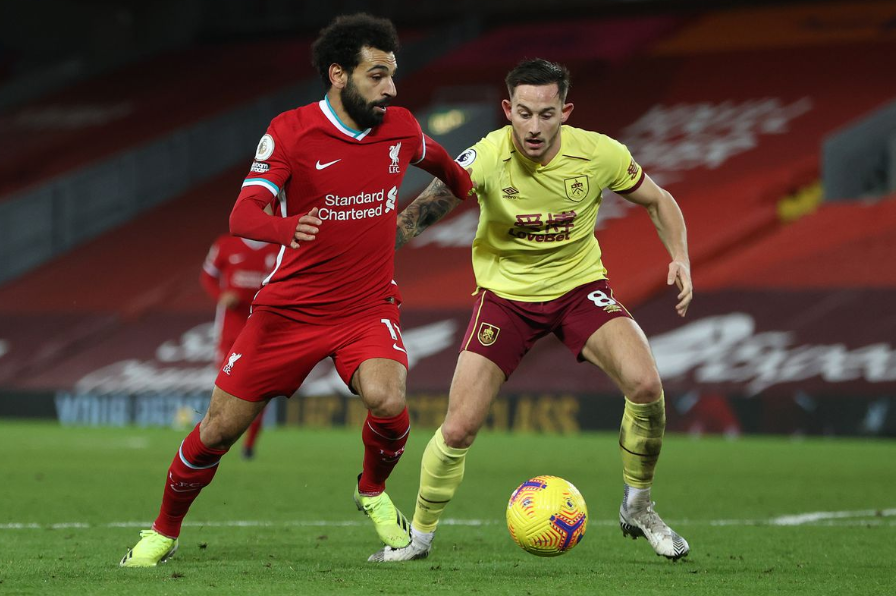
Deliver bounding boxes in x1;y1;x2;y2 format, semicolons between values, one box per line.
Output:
341;77;387;130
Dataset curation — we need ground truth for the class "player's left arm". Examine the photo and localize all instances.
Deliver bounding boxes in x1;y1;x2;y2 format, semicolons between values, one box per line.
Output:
397;131;474;249
412;133;475;203
396;178;463;249
620;175;693;317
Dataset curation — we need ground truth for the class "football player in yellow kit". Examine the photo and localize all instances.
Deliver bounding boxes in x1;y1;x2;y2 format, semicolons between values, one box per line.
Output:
371;59;692;563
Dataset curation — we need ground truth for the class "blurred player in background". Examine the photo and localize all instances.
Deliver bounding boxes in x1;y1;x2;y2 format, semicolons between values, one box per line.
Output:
199;234;279;459
372;59;692;563
120;13;473;568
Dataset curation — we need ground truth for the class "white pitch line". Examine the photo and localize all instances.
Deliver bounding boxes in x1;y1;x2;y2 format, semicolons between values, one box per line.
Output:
0;519;497;531
769;508;896;526
1;509;894;531
709;508;896;527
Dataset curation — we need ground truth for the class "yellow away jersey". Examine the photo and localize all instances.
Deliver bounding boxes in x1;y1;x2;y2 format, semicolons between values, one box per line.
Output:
456;125;644;301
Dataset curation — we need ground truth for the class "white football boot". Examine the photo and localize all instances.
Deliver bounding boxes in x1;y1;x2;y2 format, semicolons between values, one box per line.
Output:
368;526;434;562
619;485;690;560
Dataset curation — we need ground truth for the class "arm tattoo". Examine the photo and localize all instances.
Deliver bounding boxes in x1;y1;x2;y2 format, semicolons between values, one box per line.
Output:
395;179;462;249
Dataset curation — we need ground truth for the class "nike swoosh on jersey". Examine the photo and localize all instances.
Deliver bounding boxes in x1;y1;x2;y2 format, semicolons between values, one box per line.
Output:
315;159;341;170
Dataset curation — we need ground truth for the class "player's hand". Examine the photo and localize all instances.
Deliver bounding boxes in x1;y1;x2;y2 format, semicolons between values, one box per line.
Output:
667;260;692;317
219;290;240;310
291;207;322;249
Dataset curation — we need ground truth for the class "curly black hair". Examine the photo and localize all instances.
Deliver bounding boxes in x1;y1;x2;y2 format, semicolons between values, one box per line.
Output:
311;13;400;90
505;58;571;102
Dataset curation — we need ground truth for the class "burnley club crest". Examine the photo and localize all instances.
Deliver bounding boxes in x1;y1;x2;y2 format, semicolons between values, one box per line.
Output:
477;323;500;346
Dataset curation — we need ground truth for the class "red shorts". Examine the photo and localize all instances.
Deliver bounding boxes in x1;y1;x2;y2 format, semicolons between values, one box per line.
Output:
215;303;408;402
460;279;632;378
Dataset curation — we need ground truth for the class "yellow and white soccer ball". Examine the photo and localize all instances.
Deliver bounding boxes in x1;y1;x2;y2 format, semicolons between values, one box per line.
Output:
506;475;588;557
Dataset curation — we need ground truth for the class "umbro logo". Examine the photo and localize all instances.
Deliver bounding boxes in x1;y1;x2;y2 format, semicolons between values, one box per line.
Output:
315;159;341;170
502;186;520;199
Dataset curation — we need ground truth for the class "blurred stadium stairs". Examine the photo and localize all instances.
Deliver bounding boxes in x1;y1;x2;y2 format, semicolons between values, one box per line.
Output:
0;39;313;201
0;37;319;285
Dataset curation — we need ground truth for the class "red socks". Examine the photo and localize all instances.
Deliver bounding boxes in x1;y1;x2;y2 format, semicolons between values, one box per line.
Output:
358;408;410;495
150;409;407;536
152;423;228;538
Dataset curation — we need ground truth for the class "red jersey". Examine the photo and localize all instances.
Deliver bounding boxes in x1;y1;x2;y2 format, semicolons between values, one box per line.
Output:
200;235;279;358
231;98;472;322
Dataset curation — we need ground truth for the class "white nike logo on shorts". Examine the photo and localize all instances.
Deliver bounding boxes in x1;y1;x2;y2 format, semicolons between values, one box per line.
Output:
315;159;341;170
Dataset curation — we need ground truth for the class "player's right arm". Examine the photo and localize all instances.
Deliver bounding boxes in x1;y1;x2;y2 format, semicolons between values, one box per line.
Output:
229;125;322;249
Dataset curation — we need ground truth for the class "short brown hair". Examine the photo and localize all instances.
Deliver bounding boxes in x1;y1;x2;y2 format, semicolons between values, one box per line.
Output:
505;58;571;102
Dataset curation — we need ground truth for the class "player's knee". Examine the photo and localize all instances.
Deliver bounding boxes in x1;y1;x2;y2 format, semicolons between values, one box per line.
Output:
441;420;478;449
199;417;243;450
362;384;406;417
625;371;663;404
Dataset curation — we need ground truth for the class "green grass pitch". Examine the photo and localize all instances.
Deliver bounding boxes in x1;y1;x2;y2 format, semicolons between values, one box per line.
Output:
0;421;894;595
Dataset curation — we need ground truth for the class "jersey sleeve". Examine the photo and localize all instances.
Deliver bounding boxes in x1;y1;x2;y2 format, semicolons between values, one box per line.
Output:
203;239;224;276
199;238;224;300
230;120;302;245
408;115;427;165
603;136;645;194
414;134;475;200
455;136;495;198
403;111;474;201
242;122;291;200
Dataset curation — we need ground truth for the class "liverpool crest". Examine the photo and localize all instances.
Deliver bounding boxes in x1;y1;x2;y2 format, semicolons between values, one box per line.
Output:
223;352;242;375
388;142;401;173
564;176;589;201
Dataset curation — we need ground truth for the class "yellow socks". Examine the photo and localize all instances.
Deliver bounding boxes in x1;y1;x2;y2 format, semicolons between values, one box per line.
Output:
619;394;666;488
413;427;468;533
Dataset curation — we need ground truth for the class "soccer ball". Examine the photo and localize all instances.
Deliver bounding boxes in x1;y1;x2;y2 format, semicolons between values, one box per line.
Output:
506;475;588;557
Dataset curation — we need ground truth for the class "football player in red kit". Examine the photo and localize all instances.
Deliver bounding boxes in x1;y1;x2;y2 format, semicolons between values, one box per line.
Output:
199;235;279;460
120;13;473;567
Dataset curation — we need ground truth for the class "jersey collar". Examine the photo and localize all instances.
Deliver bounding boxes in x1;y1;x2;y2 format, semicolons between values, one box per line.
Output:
319;96;372;141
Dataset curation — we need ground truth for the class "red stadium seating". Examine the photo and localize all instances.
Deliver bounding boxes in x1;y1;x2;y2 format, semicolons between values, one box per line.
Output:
0;39;311;200
2;2;895;416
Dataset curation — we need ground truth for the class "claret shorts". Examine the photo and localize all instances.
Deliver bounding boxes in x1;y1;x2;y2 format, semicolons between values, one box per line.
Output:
459;279;632;378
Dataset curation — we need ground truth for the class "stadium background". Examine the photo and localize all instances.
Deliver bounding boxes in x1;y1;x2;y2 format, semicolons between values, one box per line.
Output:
1;0;895;438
